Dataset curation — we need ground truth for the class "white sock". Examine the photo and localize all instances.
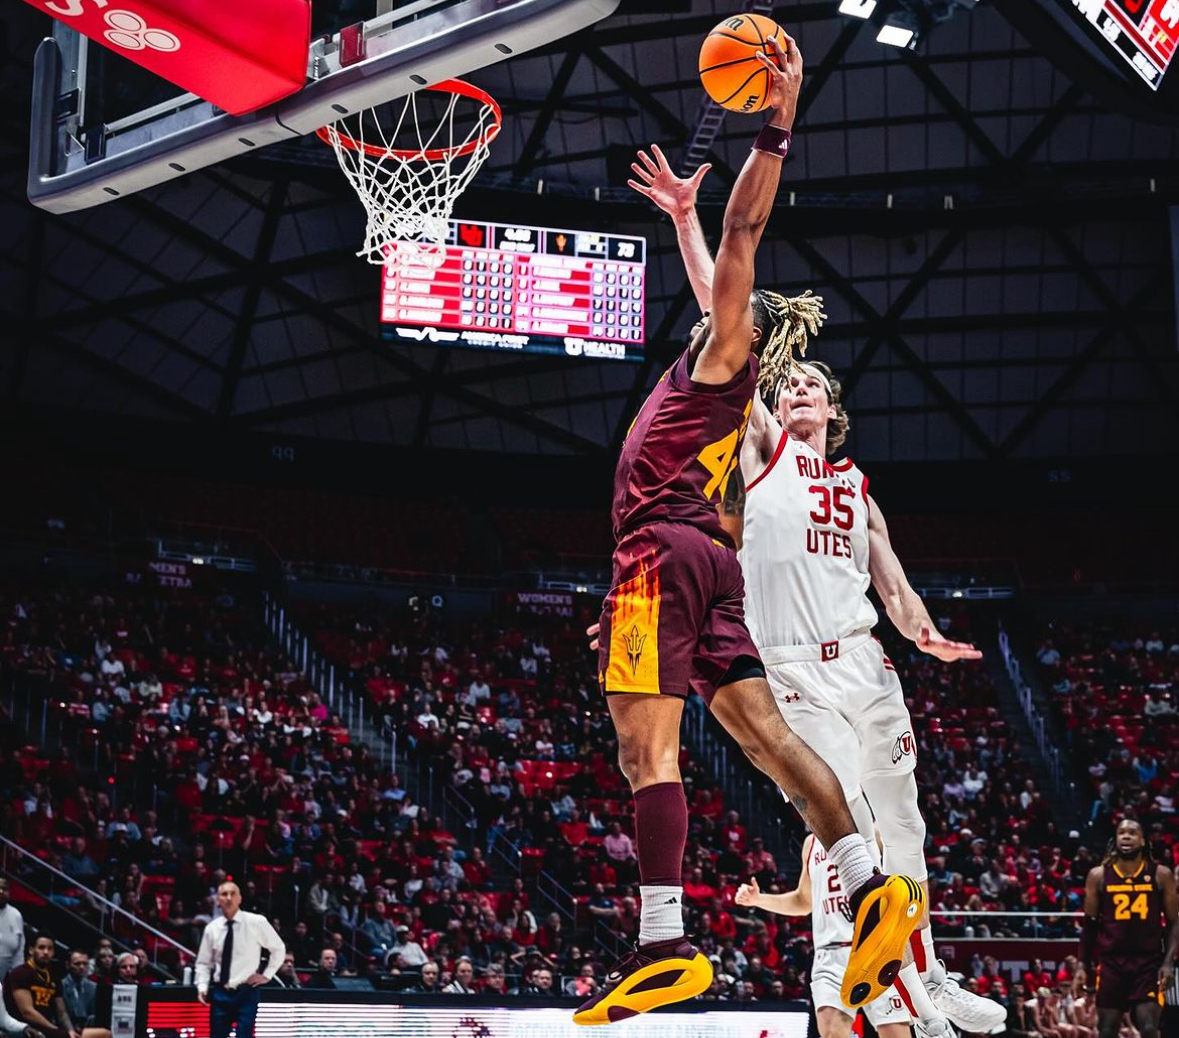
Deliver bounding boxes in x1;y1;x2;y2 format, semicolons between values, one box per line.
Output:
826;833;876;897
916;927;937;979
896;962;944;1025
638;885;684;943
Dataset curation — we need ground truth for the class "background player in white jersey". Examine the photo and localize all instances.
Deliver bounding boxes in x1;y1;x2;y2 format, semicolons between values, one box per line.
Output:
737;834;912;1038
628;146;1005;1035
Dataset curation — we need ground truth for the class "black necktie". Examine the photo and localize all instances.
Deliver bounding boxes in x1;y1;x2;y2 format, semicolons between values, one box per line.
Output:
219;919;235;986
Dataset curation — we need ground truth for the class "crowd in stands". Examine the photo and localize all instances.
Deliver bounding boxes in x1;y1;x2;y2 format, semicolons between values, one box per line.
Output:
1038;620;1179;862
0;575;1085;1009
896;612;1082;939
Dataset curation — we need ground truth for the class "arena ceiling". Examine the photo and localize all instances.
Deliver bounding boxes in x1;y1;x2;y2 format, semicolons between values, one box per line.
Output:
2;0;1178;462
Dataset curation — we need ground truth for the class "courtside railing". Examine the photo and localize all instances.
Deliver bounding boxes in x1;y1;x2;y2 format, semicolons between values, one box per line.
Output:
0;835;196;978
262;592;398;772
999;627;1063;791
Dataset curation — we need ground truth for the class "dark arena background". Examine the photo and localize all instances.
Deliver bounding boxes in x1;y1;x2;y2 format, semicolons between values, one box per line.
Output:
1;0;1179;1036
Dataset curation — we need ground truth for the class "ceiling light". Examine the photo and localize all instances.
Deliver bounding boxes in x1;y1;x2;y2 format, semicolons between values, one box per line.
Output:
877;10;921;48
838;0;877;16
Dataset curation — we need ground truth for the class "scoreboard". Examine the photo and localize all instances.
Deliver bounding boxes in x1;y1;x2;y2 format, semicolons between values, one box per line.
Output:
1069;0;1178;88
381;220;647;362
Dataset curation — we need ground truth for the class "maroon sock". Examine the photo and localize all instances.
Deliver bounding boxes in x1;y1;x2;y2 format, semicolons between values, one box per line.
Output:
633;781;687;886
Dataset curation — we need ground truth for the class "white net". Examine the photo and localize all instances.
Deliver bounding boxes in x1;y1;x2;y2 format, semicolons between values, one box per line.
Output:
318;81;500;266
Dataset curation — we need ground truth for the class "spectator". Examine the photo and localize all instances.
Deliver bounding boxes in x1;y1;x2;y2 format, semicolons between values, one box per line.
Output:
564;963;598;998
603;825;631;868
272;954;302;990
1007;991;1041;1038
481;964;507;996
389;927;427;969
115;954;140;986
61;950;96;1028
61;839;100;883
411;962;441;994
527;967;554;996
0;881;24;983
442;959;476;994
90;948;116;986
360;902;397;959
303;949;339;990
1024;960;1053;995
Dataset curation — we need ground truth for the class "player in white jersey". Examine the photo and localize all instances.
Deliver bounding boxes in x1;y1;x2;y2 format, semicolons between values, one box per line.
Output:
737;834;911;1038
628;145;1006;1035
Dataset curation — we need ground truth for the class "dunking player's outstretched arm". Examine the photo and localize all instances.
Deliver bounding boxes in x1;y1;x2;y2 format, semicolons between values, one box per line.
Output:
866;495;983;664
1158;864;1177;992
735;835;815;918
694;35;801;385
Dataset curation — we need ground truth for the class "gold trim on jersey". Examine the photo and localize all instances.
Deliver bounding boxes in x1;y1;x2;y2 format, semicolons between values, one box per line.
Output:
605;555;662;694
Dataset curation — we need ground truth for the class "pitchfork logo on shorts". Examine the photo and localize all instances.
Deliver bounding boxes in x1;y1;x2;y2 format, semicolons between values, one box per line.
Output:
891;730;915;764
623;624;647;674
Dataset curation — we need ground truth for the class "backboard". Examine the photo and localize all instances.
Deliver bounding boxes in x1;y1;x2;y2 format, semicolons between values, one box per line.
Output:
27;0;621;213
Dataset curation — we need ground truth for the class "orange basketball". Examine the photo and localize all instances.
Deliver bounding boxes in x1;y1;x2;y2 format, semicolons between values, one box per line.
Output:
698;13;786;114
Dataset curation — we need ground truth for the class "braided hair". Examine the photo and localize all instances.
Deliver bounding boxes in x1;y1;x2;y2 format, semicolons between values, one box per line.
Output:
751;289;827;400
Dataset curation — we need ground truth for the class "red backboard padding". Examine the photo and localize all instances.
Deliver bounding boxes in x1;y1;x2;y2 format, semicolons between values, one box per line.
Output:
24;0;311;116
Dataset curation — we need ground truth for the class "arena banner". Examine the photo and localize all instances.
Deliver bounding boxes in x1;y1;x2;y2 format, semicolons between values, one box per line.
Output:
142;991;809;1038
504;590;576;617
936;937;1080;977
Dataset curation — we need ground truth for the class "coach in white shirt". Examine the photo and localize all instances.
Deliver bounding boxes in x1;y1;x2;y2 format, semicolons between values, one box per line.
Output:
0;880;24;983
195;883;285;1038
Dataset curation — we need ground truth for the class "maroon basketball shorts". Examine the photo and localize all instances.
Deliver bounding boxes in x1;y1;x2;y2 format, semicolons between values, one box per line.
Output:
1097;955;1164;1010
598;522;761;706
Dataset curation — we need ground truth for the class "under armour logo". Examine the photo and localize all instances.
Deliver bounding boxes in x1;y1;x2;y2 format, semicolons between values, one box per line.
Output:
103;10;181;52
624;624;647;673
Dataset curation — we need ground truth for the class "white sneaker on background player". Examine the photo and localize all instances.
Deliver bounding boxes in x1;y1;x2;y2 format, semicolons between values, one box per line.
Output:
926;961;1007;1033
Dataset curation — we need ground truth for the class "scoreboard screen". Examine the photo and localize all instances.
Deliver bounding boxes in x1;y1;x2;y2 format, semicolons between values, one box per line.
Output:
381;220;647;362
1068;0;1178;88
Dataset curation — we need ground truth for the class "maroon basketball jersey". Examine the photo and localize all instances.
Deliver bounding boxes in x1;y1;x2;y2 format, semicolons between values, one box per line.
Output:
1098;862;1165;957
611;350;756;544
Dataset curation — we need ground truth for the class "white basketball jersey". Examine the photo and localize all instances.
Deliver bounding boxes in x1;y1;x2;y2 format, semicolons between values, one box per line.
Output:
740;433;878;648
806;834;853;950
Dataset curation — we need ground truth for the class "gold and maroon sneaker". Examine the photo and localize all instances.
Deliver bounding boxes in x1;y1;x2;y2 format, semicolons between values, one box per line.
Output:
841;872;925;1008
572;937;713;1026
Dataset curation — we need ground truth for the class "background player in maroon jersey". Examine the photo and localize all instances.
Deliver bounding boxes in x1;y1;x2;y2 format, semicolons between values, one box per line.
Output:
1082;819;1178;1038
576;32;923;1028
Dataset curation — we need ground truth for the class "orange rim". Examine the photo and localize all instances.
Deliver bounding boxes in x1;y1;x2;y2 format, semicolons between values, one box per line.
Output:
316;79;502;161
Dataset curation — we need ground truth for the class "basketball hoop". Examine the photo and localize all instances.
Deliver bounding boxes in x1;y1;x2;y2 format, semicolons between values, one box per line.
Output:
317;79;502;266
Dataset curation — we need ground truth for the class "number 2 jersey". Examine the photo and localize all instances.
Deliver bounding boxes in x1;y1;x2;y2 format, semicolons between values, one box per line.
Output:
1098;861;1165;959
610;350;755;545
739;432;878;648
806;833;853;950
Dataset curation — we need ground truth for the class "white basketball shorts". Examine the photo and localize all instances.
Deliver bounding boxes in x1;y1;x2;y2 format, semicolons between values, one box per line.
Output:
811;945;910;1027
763;633;917;801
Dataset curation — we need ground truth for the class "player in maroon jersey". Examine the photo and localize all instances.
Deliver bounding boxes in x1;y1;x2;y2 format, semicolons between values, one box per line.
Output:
1081;819;1178;1038
574;33;924;1028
